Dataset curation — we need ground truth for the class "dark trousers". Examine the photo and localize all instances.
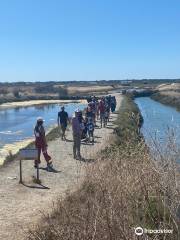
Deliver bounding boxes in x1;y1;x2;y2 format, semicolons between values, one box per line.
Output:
73;133;81;158
61;124;67;139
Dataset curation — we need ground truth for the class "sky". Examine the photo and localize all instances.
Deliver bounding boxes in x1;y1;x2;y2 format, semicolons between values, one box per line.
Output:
0;0;180;82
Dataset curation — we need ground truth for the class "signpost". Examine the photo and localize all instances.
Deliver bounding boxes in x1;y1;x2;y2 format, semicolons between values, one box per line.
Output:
19;148;39;184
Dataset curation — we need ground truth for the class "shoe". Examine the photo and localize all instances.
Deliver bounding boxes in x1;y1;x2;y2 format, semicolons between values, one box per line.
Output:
76;155;82;161
34;163;40;169
47;163;54;172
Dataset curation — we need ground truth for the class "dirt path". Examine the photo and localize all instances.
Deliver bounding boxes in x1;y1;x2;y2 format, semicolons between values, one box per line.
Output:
0;94;122;240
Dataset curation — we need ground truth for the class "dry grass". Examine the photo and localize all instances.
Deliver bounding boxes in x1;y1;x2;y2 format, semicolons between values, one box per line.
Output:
67;85;114;95
152;83;180;110
151;92;180;111
157;83;180;92
28;141;179;240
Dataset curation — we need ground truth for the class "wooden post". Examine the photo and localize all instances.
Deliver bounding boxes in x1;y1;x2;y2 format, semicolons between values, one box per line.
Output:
19;159;23;184
37;163;40;182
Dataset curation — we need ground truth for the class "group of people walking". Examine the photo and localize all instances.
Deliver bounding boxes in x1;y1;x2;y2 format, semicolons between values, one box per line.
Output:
33;95;117;171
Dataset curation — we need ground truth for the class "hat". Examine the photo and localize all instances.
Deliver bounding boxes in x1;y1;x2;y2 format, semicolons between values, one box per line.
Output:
37;117;44;122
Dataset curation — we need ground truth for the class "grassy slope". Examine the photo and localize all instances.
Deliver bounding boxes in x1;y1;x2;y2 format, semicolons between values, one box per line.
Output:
28;96;179;240
151;92;180;111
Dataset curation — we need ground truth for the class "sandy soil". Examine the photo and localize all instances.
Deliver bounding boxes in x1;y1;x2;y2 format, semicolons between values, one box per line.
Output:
0;99;86;109
0;94;122;240
157;83;180;92
160;91;180;97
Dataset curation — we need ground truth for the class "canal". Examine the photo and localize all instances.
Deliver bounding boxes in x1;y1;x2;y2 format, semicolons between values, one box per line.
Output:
135;97;180;162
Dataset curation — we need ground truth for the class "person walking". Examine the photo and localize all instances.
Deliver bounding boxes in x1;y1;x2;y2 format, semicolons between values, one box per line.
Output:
34;117;53;171
111;96;116;112
99;97;106;128
88;97;96;125
87;117;95;144
85;106;94;121
72;109;83;160
57;106;69;140
96;100;99;120
104;102;110;126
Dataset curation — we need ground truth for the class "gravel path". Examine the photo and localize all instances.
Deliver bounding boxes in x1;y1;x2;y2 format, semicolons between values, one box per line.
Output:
0;93;122;240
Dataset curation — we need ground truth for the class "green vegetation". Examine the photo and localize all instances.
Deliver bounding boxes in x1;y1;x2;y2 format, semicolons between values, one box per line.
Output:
28;96;179;240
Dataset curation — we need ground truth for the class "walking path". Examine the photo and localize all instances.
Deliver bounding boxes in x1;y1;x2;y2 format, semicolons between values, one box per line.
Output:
0;93;122;240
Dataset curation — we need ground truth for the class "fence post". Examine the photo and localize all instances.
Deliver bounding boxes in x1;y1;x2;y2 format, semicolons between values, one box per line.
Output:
37;163;40;182
19;159;23;184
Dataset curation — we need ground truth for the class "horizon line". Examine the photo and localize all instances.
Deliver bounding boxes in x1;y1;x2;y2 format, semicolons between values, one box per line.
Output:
0;78;180;83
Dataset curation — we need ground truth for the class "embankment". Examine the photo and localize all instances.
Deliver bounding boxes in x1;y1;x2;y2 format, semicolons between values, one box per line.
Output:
151;91;180;111
28;96;180;240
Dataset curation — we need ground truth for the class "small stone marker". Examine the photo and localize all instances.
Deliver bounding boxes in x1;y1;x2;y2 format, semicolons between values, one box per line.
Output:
19;148;39;184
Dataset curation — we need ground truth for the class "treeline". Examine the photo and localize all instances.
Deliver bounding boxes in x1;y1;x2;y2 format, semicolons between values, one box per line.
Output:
1;79;180;87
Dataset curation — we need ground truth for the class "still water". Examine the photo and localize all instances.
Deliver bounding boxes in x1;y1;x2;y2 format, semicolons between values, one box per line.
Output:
135;97;180;152
0;102;86;149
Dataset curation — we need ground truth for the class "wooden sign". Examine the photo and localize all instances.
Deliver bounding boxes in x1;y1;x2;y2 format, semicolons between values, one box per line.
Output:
19;148;38;160
19;148;39;184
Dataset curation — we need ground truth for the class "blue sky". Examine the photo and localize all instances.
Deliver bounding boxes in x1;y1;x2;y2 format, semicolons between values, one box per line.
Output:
0;0;180;82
